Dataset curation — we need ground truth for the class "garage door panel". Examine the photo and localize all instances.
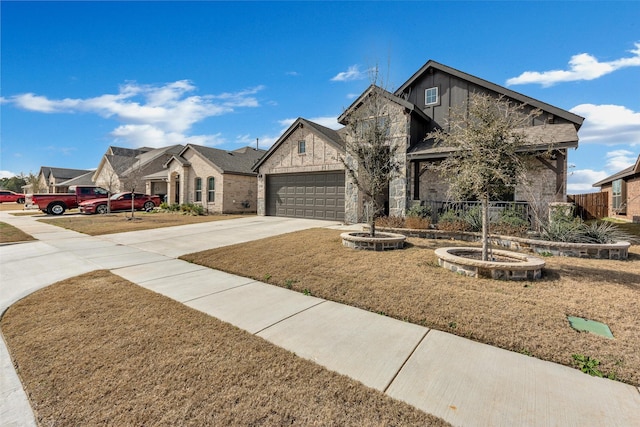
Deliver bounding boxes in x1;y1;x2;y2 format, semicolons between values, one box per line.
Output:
266;172;345;220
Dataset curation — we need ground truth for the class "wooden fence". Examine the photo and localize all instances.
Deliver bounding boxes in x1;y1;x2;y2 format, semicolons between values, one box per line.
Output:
568;192;608;220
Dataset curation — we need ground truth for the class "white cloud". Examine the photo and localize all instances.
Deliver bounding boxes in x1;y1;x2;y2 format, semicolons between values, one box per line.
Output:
567;169;609;193
605;149;636;171
571;104;640;145
0;170;18;179
331;65;368;82
507;42;640;87
110;124;225;148
8;81;264;147
567;149;639;193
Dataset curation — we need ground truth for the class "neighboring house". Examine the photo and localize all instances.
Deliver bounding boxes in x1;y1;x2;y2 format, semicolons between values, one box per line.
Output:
254;60;584;223
93;145;184;198
593;154;640;222
28;166;94;194
164;144;266;214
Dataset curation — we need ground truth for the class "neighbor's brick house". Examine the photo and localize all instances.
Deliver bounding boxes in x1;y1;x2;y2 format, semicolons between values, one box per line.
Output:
254;60;584;223
593;154;640;222
164;144;266;214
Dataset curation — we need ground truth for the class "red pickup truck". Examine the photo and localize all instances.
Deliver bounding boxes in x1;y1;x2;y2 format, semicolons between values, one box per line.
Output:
32;185;109;215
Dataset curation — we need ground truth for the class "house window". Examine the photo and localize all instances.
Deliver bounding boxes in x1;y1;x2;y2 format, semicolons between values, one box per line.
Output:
298;140;306;154
195;177;202;202
425;87;438;105
612;179;625;213
207;177;215;203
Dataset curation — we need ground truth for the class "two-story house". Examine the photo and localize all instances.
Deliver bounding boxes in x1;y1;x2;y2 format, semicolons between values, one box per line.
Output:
254;60;584;223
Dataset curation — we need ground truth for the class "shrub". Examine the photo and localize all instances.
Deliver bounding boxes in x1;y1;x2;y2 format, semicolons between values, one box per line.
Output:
375;216;404;228
539;218;585;243
406;204;432;219
463;206;483;232
159;202;205;216
180;203;205;216
405;216;431;229
581;221;634;244
437;209;470;232
492;208;529;237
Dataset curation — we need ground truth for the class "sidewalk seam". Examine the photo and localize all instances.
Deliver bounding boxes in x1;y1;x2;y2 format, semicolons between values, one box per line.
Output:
382;328;431;394
179;280;259;304
253;299;327;335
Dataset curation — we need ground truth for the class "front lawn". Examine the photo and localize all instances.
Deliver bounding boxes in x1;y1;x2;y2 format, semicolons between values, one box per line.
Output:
0;222;35;244
0;271;448;426
38;212;250;235
181;228;640;386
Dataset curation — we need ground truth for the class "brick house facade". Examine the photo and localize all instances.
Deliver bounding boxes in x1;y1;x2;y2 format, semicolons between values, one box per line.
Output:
593;154;640;222
165;144;265;214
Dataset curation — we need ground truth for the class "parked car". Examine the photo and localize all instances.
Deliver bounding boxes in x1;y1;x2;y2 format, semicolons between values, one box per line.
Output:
0;190;26;204
78;192;161;215
32;185;109;215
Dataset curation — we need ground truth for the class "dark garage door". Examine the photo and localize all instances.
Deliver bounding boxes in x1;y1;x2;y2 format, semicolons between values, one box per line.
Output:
266;172;345;220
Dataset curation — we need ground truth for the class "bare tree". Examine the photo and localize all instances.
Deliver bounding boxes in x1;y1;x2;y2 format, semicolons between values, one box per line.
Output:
341;71;403;236
119;159;145;219
427;93;543;260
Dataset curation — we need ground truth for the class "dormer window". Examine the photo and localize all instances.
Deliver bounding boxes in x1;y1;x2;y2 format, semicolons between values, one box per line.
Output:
425;87;438;105
298;140;306;154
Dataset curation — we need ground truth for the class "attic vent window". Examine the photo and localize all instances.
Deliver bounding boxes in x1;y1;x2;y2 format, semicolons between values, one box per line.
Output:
425;87;438;105
298;140;306;154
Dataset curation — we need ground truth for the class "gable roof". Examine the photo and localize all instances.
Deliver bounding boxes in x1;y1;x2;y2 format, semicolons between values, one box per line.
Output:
40;166;93;181
593;154;640;187
121;144;184;175
253;117;345;171
168;144;266;175
408;123;579;160
395;60;584;128
56;171;95;187
337;84;431;125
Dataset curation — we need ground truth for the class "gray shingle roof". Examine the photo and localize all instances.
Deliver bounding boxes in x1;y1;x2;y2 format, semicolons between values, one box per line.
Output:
56;171;95;187
593;154;640;187
41;166;93;180
407;123;579;160
185;145;267;175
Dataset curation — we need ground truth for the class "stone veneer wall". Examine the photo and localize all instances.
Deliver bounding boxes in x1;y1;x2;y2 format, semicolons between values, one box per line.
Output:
374;226;631;260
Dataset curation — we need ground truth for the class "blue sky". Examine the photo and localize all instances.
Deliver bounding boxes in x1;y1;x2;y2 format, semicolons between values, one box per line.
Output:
1;1;639;193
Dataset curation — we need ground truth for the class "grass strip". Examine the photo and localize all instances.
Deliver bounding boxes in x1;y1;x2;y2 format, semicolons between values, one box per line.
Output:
1;270;448;426
181;228;640;386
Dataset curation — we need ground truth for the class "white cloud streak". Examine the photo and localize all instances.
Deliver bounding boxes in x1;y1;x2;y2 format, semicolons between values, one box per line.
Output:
8;81;264;148
571;104;640;146
507;42;640;87
331;65;368;82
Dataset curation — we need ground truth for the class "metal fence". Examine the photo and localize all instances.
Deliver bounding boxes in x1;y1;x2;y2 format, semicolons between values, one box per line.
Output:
419;200;535;229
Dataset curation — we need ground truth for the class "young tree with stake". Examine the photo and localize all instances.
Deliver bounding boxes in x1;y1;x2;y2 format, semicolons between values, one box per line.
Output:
428;93;543;261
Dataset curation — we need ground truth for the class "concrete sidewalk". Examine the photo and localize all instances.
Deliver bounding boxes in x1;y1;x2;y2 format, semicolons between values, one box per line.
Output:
1;212;639;426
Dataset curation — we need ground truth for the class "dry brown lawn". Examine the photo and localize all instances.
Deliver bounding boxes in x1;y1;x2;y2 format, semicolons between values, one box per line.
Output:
39;212;250;235
0;202;26;211
1;271;448;426
181;228;640;386
0;222;35;243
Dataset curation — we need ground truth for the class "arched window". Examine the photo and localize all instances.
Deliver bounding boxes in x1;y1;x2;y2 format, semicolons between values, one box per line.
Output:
207;177;215;202
195;177;202;202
